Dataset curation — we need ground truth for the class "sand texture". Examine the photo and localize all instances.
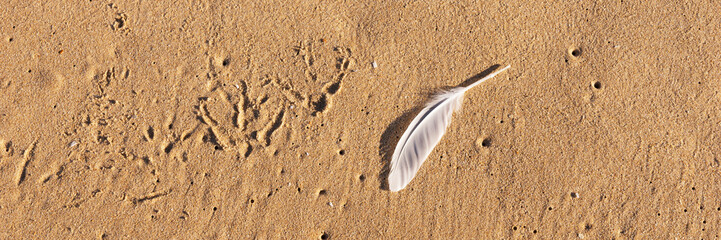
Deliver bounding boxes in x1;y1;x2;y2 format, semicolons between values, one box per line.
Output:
1;1;721;239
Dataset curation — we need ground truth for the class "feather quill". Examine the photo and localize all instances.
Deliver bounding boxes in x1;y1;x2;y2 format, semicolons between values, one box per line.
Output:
388;65;511;192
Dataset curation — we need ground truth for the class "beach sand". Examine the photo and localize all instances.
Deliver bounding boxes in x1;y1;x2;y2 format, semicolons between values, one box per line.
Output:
1;1;720;238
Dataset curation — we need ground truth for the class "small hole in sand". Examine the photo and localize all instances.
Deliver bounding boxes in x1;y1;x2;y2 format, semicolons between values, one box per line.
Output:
593;81;602;89
222;58;230;66
320;232;329;239
571;192;578;198
318;189;327;195
571;48;582;57
481;138;491;147
338;150;345;155
359;175;366;181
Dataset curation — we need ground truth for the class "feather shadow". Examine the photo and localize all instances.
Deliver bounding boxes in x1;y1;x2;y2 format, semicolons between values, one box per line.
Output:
457;64;502;88
378;106;423;190
377;64;503;191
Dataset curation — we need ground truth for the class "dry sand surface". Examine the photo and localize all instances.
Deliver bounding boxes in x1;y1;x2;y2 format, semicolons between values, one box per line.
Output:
2;1;721;239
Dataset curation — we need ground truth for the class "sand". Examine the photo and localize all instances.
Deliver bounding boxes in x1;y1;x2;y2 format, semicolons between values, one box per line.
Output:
1;1;720;239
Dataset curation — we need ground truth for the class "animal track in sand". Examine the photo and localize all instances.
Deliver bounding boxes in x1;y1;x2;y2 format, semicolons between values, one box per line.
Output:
289;42;354;116
185;41;356;157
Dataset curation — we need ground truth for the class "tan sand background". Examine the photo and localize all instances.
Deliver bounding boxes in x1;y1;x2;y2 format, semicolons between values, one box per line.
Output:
1;1;721;239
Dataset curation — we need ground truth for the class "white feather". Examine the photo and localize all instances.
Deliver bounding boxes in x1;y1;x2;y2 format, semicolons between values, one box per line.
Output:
388;65;511;192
